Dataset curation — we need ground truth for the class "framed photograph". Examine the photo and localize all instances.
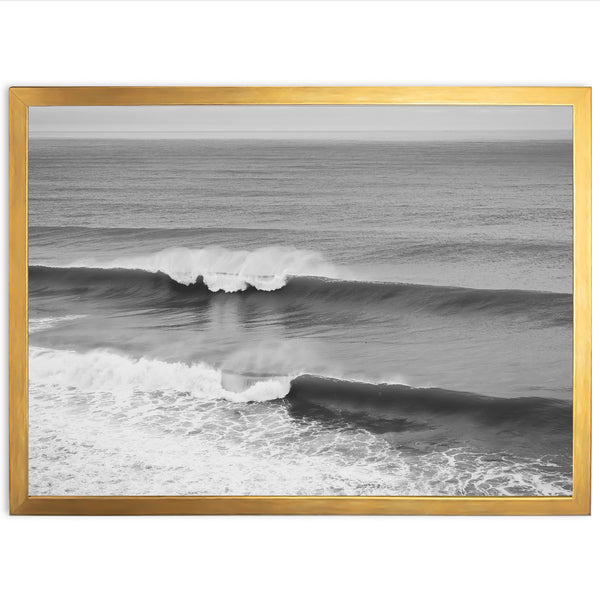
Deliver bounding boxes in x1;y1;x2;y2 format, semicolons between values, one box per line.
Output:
9;87;591;515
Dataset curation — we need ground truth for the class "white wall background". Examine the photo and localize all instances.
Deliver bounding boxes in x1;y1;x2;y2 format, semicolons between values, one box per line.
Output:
1;2;597;599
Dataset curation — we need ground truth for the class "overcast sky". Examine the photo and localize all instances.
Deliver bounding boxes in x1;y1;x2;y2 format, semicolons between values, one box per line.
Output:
29;105;573;140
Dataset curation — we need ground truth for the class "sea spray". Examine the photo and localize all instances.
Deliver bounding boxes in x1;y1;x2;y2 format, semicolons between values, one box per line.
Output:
219;339;318;393
62;245;339;291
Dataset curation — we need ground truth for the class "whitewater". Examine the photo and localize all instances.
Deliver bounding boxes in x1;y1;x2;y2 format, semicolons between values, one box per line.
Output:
58;245;340;292
30;345;293;403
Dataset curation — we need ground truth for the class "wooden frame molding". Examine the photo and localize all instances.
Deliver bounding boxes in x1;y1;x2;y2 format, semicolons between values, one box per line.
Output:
9;87;591;515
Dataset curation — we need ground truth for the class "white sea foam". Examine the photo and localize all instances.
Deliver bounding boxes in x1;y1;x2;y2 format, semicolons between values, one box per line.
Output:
64;245;339;292
28;376;572;496
29;346;291;403
28;345;572;496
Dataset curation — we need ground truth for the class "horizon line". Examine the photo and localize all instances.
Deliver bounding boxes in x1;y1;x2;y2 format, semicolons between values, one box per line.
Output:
29;128;572;141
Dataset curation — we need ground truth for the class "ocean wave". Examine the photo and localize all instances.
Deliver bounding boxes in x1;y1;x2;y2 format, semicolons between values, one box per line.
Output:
29;264;572;324
29;345;572;496
51;246;339;292
29;346;291;403
287;374;572;433
29;346;572;424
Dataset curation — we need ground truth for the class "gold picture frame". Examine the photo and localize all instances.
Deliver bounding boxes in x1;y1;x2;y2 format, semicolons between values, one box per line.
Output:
9;86;591;515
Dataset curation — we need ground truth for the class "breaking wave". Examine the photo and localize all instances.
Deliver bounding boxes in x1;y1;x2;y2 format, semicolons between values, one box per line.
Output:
29;344;573;497
54;246;339;292
29;263;572;325
29;346;292;403
29;346;572;430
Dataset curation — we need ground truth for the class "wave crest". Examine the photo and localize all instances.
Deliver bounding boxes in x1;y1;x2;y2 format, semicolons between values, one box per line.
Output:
29;347;291;403
66;246;338;292
29;263;573;327
29;346;572;433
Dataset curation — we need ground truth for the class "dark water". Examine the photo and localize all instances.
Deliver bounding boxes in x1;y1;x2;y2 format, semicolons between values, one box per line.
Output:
28;138;573;496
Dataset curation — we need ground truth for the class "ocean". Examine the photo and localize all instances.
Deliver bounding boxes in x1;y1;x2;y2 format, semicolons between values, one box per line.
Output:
28;137;573;496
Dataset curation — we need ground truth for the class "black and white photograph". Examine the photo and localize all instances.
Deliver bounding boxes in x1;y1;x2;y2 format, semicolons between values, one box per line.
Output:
28;104;573;497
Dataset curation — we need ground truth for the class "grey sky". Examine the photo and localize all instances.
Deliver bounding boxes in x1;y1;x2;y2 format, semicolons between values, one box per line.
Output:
29;105;573;140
